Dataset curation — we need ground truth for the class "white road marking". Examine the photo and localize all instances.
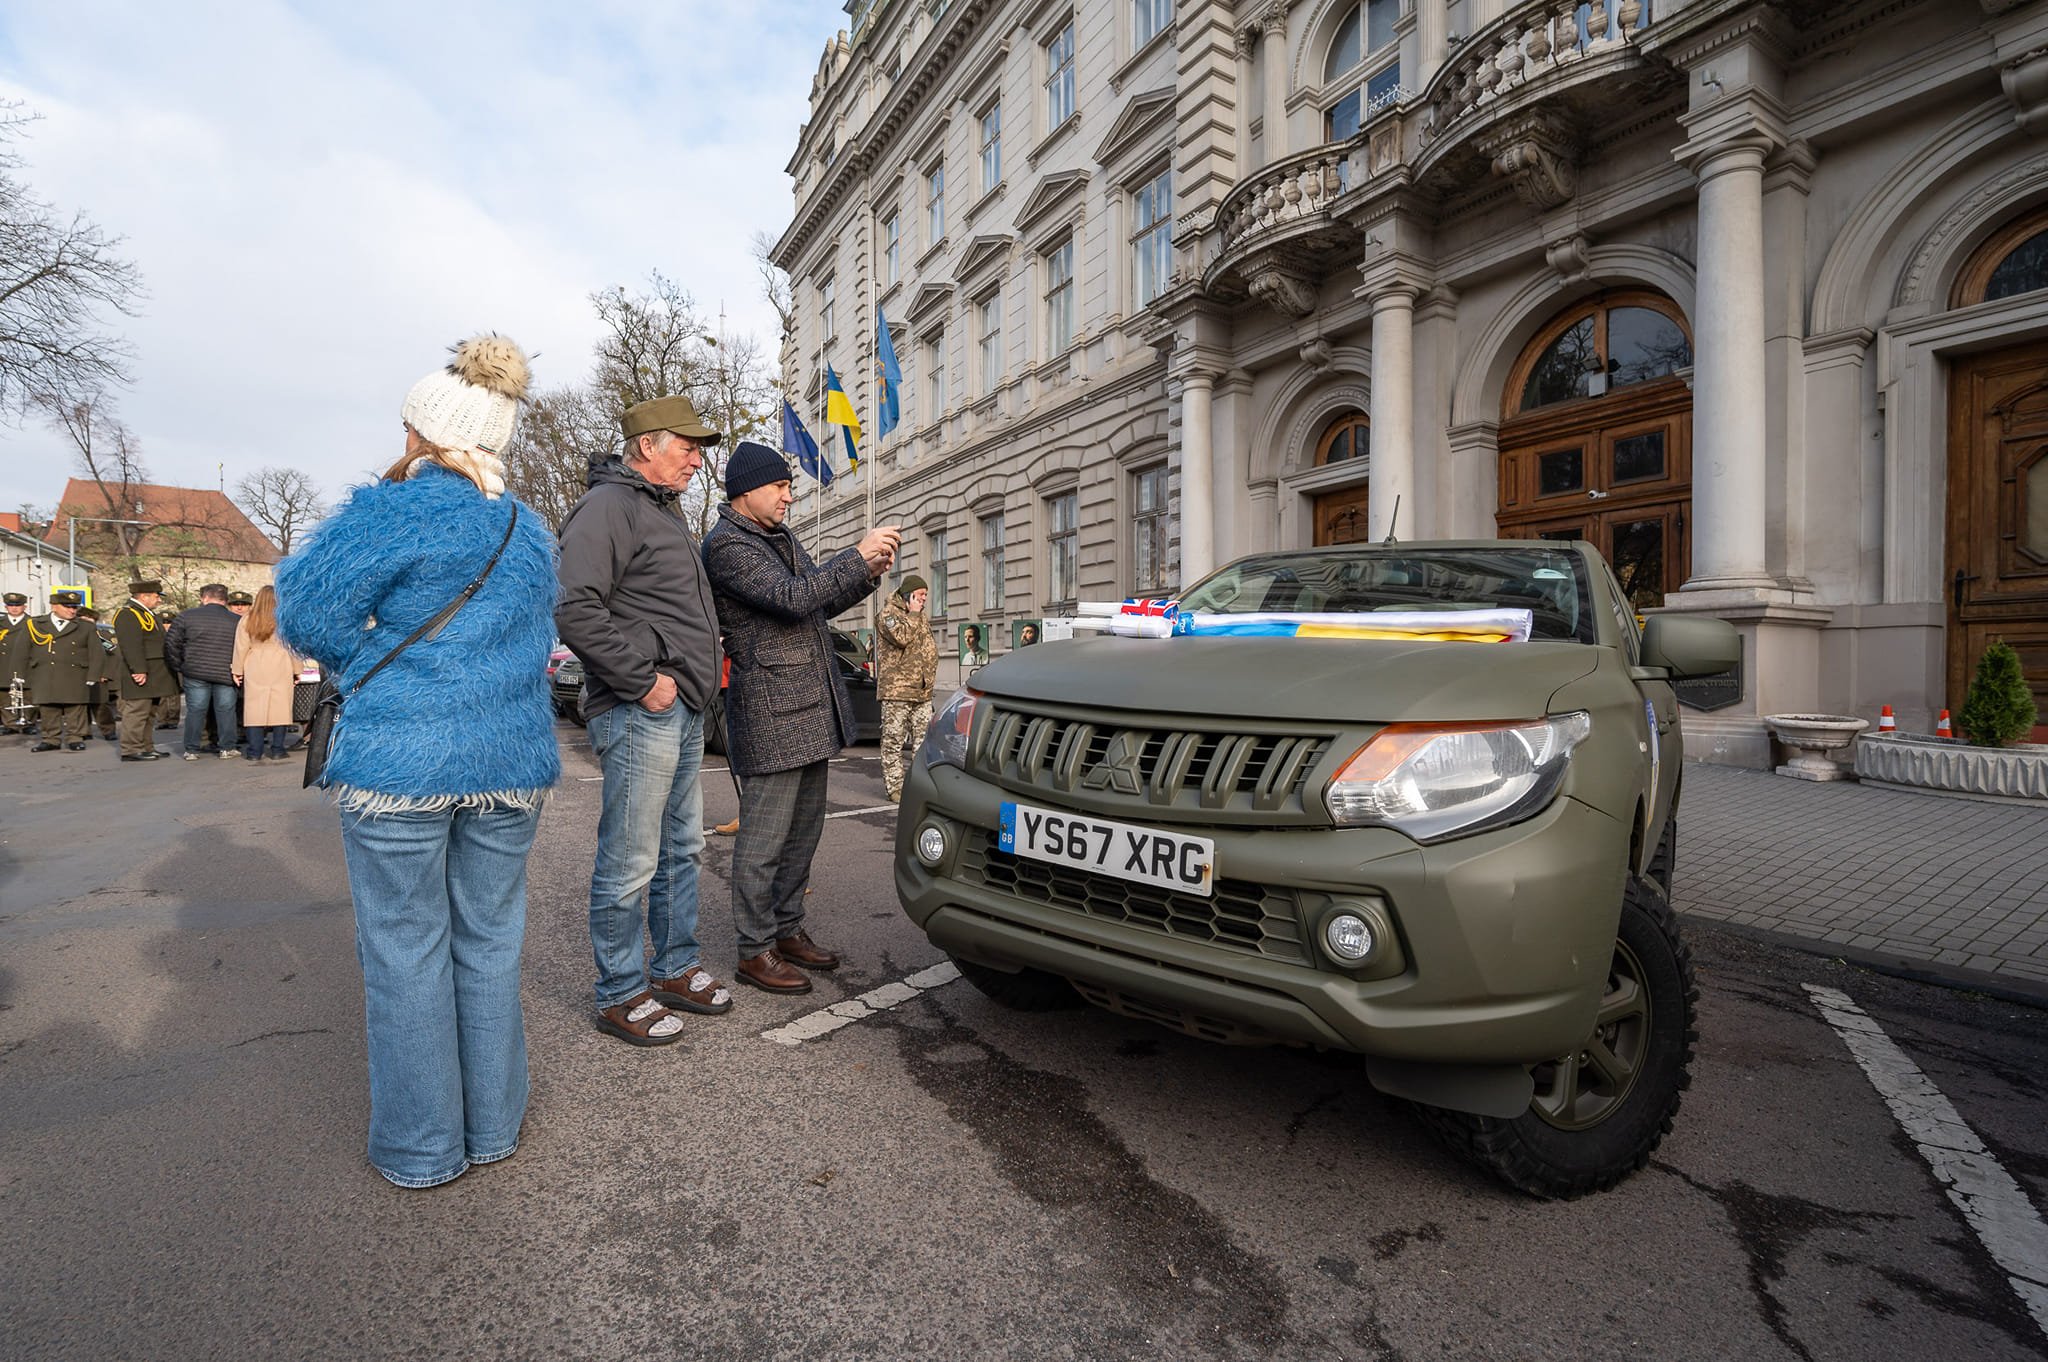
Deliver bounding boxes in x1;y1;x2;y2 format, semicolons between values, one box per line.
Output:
825;804;896;819
760;961;960;1046
1804;983;2048;1335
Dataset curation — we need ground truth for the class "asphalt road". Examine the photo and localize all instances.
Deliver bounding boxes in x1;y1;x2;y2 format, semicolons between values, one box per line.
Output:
4;724;2047;1361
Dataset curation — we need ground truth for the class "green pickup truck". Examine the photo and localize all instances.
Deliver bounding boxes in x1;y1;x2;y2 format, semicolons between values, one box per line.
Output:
894;539;1739;1198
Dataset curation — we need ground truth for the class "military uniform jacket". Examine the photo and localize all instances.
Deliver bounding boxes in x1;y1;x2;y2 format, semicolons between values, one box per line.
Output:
113;600;179;699
23;615;100;705
0;615;31;685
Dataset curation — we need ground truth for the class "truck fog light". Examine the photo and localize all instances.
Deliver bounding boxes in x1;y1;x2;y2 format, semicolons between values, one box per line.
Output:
915;824;948;867
1325;913;1374;962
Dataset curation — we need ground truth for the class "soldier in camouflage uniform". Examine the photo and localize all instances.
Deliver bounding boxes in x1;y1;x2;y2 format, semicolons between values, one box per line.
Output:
875;575;938;803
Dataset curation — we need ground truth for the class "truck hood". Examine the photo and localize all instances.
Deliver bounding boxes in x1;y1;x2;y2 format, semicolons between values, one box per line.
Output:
970;635;1601;725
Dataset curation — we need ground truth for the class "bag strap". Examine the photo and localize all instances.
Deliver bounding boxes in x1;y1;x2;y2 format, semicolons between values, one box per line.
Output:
347;504;519;700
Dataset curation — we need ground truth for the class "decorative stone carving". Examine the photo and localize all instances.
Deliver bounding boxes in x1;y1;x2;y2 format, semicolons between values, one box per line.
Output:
2003;45;2048;135
1300;338;1334;372
1249;267;1319;317
1485;120;1578;210
1545;233;1593;281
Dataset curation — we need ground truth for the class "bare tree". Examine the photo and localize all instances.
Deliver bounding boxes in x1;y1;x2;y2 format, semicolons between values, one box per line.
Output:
680;331;778;536
589;271;714;415
38;387;151;565
0;103;143;421
232;465;328;555
750;230;795;343
502;384;612;534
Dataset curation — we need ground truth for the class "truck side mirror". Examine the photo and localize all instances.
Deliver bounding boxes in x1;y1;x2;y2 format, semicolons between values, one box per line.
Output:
1639;615;1740;679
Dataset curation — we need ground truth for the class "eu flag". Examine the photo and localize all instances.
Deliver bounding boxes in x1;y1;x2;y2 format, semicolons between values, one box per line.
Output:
875;309;902;438
782;401;830;486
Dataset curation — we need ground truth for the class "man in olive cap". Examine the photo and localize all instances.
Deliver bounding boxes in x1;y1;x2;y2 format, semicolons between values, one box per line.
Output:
1;590;35;733
556;394;733;1045
24;589;98;750
226;589;253;615
113;579;176;760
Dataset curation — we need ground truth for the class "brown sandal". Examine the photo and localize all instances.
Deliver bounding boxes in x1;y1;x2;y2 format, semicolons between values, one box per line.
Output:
595;989;685;1046
650;965;734;1016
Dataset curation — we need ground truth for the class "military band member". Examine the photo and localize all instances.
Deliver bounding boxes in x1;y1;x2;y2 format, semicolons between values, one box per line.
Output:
24;589;98;750
113;579;175;761
1;590;34;733
77;606;120;740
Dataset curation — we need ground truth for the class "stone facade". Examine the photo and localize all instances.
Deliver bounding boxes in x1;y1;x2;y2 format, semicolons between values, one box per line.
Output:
776;0;2048;756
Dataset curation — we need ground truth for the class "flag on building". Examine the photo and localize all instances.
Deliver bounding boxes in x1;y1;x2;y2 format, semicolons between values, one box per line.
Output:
875;310;902;438
825;363;862;470
782;400;831;486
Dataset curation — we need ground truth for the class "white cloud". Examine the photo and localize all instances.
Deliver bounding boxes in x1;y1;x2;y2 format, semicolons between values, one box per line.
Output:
0;0;829;521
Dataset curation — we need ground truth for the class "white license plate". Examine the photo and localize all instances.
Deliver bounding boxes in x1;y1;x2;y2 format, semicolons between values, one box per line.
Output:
998;801;1215;898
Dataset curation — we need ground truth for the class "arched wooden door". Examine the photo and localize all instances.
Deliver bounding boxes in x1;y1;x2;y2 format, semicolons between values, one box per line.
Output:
1494;291;1694;614
1312;412;1371;546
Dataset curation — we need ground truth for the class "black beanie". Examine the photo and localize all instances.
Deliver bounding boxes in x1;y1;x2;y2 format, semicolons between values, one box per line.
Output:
724;440;794;500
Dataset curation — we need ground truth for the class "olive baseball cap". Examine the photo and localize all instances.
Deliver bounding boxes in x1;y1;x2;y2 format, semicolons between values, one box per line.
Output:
621;395;721;445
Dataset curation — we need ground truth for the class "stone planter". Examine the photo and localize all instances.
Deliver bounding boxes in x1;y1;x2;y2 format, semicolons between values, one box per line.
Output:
1853;732;2048;804
1763;713;1869;781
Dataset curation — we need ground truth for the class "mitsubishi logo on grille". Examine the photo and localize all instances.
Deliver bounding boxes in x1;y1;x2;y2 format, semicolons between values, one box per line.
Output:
1081;731;1145;795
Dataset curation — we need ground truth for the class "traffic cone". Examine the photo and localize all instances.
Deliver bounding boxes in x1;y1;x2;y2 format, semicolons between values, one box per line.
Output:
1936;709;1953;739
1877;704;1896;734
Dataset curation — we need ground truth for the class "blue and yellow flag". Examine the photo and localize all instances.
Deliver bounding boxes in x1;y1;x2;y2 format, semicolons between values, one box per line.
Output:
875;310;902;438
824;363;861;470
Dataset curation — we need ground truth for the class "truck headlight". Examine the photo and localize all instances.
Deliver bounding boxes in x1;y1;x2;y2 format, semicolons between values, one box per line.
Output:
916;688;980;772
1324;713;1592;842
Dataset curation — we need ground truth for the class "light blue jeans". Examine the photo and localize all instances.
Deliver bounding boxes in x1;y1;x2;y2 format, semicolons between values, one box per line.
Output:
338;800;542;1189
585;699;706;1011
182;678;239;753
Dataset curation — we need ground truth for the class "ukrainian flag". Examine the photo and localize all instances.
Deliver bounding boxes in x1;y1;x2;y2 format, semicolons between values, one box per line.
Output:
825;364;862;470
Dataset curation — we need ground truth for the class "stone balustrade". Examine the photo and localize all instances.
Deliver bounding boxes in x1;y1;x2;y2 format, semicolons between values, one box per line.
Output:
1217;136;1370;251
1421;0;1653;145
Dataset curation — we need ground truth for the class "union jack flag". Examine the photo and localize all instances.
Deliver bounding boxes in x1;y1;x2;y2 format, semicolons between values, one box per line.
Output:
1120;597;1179;617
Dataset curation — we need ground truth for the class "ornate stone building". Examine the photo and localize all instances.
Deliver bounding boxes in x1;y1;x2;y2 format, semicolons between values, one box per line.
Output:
773;0;2048;762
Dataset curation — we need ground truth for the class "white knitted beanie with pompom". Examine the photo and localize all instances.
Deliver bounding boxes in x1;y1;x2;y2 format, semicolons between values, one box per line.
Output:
400;335;532;497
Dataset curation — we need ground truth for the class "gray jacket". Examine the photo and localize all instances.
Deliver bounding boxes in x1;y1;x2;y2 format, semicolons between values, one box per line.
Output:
555;459;722;720
701;503;877;777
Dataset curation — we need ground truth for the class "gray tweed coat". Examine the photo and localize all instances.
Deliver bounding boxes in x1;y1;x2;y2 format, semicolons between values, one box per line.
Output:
701;503;878;777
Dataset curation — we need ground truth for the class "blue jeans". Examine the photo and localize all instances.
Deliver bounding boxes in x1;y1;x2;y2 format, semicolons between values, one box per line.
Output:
338;800;542;1189
585;699;706;1010
182;679;239;753
243;724;291;758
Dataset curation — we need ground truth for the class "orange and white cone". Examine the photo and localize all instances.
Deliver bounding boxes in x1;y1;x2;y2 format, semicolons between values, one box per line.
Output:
1936;709;1953;739
1877;704;1896;734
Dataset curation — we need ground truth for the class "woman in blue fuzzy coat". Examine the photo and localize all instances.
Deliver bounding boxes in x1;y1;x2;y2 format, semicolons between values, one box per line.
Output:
276;335;559;1190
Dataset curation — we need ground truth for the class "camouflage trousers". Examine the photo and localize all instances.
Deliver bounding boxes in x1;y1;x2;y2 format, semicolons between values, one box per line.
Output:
880;699;932;800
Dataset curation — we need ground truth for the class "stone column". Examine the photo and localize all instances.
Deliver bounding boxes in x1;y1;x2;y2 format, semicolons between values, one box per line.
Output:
1368;287;1416;542
1681;137;1775;593
1415;0;1448;86
1235;27;1256;168
1260;6;1289;164
1179;371;1216;582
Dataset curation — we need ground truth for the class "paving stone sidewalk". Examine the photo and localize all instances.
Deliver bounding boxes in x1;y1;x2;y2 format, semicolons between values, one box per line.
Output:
1676;760;2048;993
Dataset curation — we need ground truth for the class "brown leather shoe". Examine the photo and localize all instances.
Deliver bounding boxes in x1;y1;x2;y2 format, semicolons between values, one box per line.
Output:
736;948;812;994
776;930;840;971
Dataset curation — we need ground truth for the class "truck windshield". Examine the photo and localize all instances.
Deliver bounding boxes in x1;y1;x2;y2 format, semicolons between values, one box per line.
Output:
1178;546;1596;643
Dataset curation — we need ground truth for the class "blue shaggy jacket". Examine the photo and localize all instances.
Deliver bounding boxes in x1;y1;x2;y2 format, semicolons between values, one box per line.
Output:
275;465;561;807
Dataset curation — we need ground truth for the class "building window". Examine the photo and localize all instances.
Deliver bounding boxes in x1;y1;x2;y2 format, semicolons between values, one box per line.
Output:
819;275;836;345
1133;465;1168;593
1134;0;1172;48
925;162;946;244
981;511;1006;610
1954;205;2048;307
1516;298;1693;413
1047;490;1078;606
977;293;1002;393
979;102;1002;194
928;528;949;615
1044;21;1076;131
1043;237;1075;357
882;213;901;288
1323;0;1402;141
1131;168;1173;307
1316;412;1369;465
924;330;948;422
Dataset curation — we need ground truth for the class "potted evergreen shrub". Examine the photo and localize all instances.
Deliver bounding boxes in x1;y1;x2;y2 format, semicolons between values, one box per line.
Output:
1855;638;2047;802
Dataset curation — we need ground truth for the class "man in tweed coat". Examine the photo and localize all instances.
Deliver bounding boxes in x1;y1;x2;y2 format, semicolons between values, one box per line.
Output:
702;441;899;995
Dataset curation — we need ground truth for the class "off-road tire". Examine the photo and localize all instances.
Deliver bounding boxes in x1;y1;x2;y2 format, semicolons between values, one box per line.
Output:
952;956;1082;1011
704;692;728;756
1647;815;1675;898
1412;877;1697;1199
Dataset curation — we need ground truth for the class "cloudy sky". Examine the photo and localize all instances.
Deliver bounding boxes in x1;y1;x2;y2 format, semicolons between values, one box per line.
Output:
0;0;836;522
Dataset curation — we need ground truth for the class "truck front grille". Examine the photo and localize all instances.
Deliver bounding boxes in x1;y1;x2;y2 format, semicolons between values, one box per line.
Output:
975;704;1333;819
958;829;1310;964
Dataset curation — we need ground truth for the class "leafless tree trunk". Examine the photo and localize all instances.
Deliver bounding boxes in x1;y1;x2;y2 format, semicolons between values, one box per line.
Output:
233;465;328;555
0;103;143;421
38;388;150;567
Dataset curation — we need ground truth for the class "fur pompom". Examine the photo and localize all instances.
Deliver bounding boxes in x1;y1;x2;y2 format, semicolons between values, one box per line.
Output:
446;334;531;402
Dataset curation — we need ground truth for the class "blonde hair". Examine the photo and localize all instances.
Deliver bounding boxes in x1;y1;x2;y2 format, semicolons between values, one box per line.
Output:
246;584;278;642
385;429;507;498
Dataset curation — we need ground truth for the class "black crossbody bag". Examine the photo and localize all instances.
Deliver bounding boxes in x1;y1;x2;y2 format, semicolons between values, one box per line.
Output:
304;506;519;789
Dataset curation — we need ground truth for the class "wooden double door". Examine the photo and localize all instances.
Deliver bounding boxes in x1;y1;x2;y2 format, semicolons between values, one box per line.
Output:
1947;341;2048;741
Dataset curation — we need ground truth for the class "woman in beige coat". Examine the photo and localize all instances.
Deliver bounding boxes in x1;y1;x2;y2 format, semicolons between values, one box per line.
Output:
232;585;301;762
